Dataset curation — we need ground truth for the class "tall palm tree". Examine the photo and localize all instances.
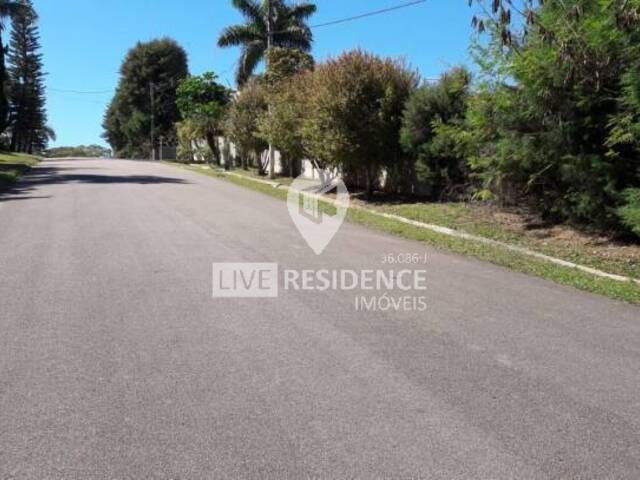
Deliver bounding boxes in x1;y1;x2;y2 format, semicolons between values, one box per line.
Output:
0;0;28;136
218;0;317;86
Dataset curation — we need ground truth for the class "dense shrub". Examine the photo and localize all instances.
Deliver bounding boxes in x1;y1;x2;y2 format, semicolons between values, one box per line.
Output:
618;189;640;236
176;72;231;165
258;48;314;177
301;49;418;196
400;67;472;199
224;78;268;172
465;1;640;232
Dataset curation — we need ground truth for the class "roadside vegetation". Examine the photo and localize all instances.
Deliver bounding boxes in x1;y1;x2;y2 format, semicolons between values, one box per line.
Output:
102;38;189;159
105;0;640;302
44;145;112;158
0;151;39;191
0;0;52;156
171;162;640;304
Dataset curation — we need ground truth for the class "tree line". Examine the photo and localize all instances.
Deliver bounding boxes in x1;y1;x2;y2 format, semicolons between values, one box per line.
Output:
0;0;52;153
44;144;111;158
102;0;640;238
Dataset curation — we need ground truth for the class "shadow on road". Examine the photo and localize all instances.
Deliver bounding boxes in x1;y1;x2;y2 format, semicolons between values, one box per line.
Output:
0;164;191;200
0;195;52;202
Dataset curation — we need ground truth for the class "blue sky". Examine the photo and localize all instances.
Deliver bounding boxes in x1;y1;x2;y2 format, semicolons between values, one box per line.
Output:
34;0;479;148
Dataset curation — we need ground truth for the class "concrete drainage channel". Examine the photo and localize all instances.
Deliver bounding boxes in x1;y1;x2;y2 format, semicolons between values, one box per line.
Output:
202;165;640;288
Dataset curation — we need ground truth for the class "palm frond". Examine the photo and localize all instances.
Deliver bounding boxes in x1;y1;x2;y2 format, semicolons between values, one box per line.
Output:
231;0;264;22
237;40;266;86
220;0;317;86
218;24;264;47
289;2;317;21
273;25;313;51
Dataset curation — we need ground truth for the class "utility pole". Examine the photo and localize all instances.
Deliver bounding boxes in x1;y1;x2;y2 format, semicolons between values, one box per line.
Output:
159;136;164;162
150;82;156;161
267;0;276;179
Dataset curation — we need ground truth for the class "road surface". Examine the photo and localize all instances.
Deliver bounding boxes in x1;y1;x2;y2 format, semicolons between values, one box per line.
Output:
1;159;639;479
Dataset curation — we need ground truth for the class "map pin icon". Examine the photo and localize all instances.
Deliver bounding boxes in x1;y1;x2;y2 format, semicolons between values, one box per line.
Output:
287;173;350;255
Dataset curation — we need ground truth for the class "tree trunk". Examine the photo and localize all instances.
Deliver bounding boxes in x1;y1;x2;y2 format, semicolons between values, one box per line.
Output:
268;146;276;179
0;32;9;137
256;150;266;176
365;167;375;199
10;131;18;152
289;157;301;178
205;132;220;166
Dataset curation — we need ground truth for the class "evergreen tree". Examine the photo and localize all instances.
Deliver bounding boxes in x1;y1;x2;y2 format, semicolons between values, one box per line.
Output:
0;1;25;140
103;38;189;159
7;0;49;153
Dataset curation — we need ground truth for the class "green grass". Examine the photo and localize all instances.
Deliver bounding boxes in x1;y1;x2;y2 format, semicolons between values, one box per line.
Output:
167;162;640;304
178;163;295;186
347;207;640;304
0;152;40;191
370;201;640;280
226;166;295;186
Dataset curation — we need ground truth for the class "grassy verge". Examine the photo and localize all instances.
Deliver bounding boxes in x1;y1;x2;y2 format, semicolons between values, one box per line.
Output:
366;201;640;281
168;162;640;304
0;152;40;191
224;166;295;186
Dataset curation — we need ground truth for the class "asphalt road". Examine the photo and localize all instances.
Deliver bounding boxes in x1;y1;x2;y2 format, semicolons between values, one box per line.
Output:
1;158;639;479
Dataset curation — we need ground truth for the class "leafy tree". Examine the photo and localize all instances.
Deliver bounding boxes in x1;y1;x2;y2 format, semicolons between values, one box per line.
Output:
217;0;316;86
617;188;640;236
7;0;50;153
263;46;314;85
103;38;188;159
258;47;314;177
464;0;640;233
302;50;418;196
0;0;28;137
176;119;213;163
400;67;472;199
223;77;268;172
176;72;232;164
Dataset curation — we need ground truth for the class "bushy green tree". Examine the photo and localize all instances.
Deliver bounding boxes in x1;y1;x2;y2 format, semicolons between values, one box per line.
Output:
176;119;214;163
224;77;268;172
176;72;231;164
263;47;314;85
400;67;471;199
618;188;640;236
257;47;314;177
302;49;418;196
465;0;640;232
103;38;188;159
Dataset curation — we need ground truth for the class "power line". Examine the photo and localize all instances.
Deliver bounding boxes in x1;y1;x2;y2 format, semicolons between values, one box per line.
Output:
49;87;113;95
54;1;429;93
268;0;428;35
48;92;109;106
50;72;184;99
225;0;428;83
309;0;427;30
